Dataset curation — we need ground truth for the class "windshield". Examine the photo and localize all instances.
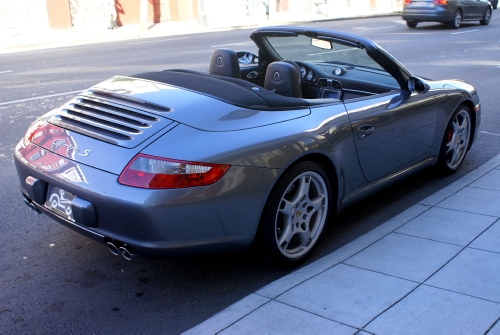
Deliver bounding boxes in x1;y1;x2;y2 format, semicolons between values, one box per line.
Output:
266;35;384;71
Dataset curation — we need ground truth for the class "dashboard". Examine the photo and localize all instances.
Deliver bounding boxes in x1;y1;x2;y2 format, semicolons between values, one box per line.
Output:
295;61;400;100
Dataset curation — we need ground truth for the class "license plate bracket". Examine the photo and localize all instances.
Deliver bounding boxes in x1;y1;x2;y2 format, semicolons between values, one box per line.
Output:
45;185;75;221
412;1;434;7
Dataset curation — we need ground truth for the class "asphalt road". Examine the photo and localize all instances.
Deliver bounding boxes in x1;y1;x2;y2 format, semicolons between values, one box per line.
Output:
1;15;500;334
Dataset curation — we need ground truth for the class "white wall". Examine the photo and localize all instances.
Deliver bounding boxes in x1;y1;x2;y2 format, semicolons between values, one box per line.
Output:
0;0;50;29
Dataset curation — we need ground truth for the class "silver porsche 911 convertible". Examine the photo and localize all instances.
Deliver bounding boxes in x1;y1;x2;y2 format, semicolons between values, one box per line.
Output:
15;26;480;265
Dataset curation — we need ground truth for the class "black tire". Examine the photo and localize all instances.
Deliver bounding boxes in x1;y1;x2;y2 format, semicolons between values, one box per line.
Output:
450;10;462;29
436;105;472;173
259;161;332;266
406;20;418;28
480;8;492;25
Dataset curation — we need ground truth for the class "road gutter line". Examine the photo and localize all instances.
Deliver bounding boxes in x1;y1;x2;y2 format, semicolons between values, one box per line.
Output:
389;32;430;35
129;37;191;45
451;30;478;35
353;26;394;30
481;131;500;137
211;42;253;48
0;90;84;106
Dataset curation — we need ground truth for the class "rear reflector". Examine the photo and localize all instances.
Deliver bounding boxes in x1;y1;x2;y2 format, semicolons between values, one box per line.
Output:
118;154;230;189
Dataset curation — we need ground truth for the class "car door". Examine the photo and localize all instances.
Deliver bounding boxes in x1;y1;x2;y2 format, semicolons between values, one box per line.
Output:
344;90;438;182
461;0;481;19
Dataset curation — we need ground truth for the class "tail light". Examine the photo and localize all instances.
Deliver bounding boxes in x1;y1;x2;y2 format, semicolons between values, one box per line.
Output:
23;119;44;146
433;0;447;4
404;0;411;4
118;154;230;189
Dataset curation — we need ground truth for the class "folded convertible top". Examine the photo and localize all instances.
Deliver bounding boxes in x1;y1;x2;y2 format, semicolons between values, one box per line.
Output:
131;69;310;110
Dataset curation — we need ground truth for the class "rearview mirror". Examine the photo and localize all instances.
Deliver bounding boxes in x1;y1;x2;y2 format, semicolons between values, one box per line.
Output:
311;39;332;50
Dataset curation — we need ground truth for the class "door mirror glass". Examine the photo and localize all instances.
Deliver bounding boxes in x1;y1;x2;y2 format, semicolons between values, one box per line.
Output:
408;76;430;93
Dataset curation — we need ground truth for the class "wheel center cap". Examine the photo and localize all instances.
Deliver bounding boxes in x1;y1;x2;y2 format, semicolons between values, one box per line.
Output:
295;210;302;218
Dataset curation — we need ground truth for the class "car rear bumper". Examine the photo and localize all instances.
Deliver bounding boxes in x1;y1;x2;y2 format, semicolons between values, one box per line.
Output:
14;140;279;259
402;7;454;22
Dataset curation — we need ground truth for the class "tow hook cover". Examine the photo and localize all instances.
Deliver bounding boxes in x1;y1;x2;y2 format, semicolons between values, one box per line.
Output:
25;176;47;205
71;197;97;228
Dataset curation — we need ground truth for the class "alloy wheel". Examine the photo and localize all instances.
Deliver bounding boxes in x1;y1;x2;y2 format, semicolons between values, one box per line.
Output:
445;108;471;170
452;11;462;29
274;171;328;259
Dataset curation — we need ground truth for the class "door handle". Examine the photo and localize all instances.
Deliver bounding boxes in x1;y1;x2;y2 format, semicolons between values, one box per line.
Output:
357;125;374;139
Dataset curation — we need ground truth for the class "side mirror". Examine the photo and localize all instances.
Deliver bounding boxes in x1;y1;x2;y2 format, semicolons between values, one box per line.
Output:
408;76;430;94
236;51;259;65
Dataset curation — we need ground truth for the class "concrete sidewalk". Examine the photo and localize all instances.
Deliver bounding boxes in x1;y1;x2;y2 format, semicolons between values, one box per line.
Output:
0;8;401;54
185;155;500;335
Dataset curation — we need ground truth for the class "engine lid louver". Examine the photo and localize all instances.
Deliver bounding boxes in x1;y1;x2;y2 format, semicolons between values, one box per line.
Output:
48;89;174;148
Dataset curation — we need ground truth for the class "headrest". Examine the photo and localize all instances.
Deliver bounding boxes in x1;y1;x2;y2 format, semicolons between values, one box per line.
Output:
209;49;241;79
264;61;302;98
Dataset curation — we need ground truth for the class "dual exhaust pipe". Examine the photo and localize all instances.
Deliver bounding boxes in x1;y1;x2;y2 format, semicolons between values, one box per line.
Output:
24;196;41;214
107;241;138;261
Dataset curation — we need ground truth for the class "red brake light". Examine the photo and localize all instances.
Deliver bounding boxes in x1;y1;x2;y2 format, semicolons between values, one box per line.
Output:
118;154;230;189
404;0;411;4
433;0;447;4
23;119;44;146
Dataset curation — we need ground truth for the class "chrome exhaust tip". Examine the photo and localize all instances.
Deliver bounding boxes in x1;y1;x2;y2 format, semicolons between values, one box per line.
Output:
106;242;120;256
23;197;41;214
119;245;138;260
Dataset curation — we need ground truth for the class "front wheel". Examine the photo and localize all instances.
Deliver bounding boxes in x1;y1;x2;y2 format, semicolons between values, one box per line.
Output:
260;161;331;266
450;10;462;29
406;20;418;28
480;8;492;25
436;105;472;173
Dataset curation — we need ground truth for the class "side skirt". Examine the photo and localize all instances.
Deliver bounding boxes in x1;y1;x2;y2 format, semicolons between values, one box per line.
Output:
337;156;437;215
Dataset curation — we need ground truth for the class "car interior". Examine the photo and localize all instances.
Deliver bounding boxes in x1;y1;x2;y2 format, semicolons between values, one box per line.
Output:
131;41;403;111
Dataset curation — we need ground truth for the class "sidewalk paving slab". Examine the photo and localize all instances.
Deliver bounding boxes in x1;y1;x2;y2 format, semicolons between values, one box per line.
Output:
343;233;462;282
276;264;418;329
425;248;500;303
182;293;270;335
469;220;500;253
419;154;500;206
437;187;500;218
218;300;357;335
364;285;500;335
489;320;500;335
394;207;497;246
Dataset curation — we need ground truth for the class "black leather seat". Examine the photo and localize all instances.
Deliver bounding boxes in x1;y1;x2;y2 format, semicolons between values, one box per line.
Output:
264;61;302;98
209;49;241;79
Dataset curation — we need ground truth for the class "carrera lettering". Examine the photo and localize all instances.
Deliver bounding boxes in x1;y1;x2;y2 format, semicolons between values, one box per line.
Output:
52;140;91;157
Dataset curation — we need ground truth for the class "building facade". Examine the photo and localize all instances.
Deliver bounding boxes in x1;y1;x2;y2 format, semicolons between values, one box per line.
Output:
0;0;401;31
